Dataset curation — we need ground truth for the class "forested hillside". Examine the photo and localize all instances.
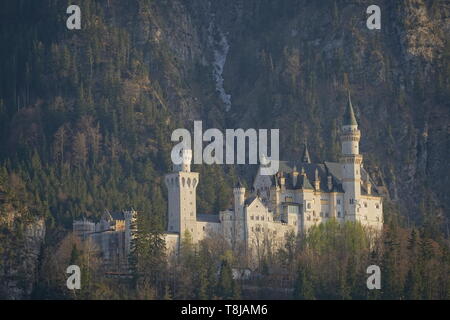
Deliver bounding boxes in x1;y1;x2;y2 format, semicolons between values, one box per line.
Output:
0;0;448;299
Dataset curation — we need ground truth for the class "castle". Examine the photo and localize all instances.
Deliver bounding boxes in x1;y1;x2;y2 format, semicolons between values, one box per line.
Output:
74;93;383;263
73;210;135;271
163;93;383;255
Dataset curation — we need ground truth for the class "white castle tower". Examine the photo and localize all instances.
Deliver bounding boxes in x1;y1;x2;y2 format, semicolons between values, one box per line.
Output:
165;148;199;241
341;92;363;221
233;179;246;245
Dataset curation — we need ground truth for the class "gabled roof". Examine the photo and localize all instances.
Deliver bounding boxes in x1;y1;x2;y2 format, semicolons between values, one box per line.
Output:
244;195;258;206
111;211;125;221
296;172;314;190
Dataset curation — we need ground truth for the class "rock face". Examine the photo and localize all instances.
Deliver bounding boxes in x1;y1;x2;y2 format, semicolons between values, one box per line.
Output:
137;0;449;220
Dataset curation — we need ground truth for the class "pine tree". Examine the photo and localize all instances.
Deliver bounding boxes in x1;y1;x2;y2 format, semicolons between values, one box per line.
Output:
217;258;236;299
293;263;315;300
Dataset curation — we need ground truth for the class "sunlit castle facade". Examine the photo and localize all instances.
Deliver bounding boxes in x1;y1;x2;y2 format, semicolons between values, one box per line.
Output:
163;94;384;254
74;94;383;259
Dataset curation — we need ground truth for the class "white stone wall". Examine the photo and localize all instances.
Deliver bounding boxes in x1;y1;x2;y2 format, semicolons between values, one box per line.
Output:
164;233;180;255
165;171;199;240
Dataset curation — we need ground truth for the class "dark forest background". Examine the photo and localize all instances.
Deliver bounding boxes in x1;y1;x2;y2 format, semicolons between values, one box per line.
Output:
0;0;448;299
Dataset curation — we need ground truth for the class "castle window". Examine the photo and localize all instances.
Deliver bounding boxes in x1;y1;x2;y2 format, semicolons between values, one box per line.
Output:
376;204;380;209
337;199;341;205
251;216;254;220
294;220;297;226
338;211;341;218
325;213;329;218
288;205;299;214
203;226;205;231
364;202;367;208
256;216;260;221
261;216;264;221
313;211;316;217
307;203;311;209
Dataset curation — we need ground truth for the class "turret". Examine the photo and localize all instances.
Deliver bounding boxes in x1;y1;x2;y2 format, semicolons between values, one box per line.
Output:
327;175;333;191
314;168;320;191
292;165;299;187
340;91;363;221
233;179;246;243
173;149;192;172
279;172;286;190
165;148;199;242
366;180;372;195
233;179;245;215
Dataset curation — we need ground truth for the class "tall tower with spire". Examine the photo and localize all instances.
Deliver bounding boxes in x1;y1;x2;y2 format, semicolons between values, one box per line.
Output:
165;148;199;241
341;92;363;221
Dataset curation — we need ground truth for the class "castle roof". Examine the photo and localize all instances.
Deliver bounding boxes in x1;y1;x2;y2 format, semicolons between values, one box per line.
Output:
197;213;220;223
296;171;314;190
270;160;381;196
111;211;125;221
344;91;358;126
244;195;258;206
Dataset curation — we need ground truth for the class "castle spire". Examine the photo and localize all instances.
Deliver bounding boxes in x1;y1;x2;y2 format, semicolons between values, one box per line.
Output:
344;91;358;126
301;138;311;163
234;178;244;189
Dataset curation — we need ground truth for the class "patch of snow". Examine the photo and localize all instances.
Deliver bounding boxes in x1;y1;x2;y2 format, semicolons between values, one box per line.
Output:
209;23;232;112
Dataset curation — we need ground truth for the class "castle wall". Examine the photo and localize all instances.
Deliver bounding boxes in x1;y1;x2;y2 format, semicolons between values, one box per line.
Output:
164;233;180;255
195;220;221;242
